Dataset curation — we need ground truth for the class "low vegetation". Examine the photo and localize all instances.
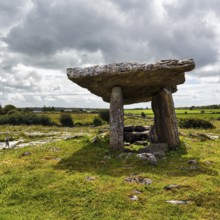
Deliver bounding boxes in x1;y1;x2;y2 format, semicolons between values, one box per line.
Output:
0;106;219;219
99;110;110;123
59;113;74;127
0;112;53;126
179;118;214;129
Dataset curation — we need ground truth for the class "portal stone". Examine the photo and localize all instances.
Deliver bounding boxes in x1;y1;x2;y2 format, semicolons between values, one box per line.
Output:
152;88;180;150
110;87;124;151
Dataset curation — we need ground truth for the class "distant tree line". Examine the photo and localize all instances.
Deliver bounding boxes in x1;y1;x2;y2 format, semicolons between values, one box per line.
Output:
0;104;53;126
0;104;111;127
177;104;220;110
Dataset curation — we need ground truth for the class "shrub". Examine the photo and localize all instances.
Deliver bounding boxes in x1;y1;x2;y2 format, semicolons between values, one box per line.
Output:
179;118;214;129
3;104;17;114
59;114;74;127
99;110;110;123
7;109;20;115
141;112;146;118
93;117;102;126
0;112;53;126
74;122;83;127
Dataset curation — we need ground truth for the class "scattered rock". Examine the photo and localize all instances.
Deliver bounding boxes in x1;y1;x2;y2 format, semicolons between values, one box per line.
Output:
129;195;138;201
166;200;190;205
180;166;199;170
125;152;133;159
21;152;32;157
188;159;197;164
164;184;180;190
136;153;158;166
42;156;61;161
153;152;166;159
132;189;142;194
86;176;96;181
64;135;84;140
189;166;199;170
198;133;219;140
117;153;126;158
104;155;111;159
55;158;61;161
206;161;214;165
164;185;190;190
124;176;153;185
49;147;61;152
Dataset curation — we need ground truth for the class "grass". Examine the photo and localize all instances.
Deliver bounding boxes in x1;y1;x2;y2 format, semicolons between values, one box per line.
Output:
0;110;220;219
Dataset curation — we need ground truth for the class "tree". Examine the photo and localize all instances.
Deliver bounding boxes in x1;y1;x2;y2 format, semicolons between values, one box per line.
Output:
3;104;16;114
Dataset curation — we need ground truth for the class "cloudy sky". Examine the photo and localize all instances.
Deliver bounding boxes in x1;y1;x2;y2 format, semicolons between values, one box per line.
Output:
0;0;220;108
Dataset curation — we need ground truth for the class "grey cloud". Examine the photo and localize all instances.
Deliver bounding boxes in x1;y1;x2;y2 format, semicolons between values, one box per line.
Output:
3;0;219;70
0;0;32;31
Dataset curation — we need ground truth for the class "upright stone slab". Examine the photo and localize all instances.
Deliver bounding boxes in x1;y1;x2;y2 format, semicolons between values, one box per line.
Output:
110;87;124;151
152;88;180;150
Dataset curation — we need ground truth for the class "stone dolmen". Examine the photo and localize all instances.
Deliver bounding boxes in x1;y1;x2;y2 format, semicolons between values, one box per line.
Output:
67;59;195;151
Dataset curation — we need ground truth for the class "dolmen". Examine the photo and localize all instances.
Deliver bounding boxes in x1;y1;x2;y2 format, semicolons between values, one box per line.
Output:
67;59;195;151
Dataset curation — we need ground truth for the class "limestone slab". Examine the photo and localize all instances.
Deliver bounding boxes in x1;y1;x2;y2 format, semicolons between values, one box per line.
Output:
67;59;195;105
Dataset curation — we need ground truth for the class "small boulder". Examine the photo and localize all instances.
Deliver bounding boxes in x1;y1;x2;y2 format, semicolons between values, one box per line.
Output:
166;200;190;205
136;153;157;166
21;152;32;157
188;159;197;164
129;195;138;201
164;184;180;190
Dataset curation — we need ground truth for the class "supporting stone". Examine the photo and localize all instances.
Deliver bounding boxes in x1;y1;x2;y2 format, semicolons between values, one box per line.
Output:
110;87;124;151
152;88;180;150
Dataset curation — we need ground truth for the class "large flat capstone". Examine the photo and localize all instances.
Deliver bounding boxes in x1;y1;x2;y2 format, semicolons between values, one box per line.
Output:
67;59;195;105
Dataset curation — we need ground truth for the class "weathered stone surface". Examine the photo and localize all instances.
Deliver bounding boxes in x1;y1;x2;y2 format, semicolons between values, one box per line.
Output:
110;87;124;151
124;176;153;184
67;59;195;105
152;88;180;150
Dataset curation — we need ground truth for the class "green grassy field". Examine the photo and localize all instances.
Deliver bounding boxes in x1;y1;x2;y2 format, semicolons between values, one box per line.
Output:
0;109;220;219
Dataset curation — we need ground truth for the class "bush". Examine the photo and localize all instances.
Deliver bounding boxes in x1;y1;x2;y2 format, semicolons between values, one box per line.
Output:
93;117;102;126
141;112;146;118
0;112;53;126
59;114;74;127
179;118;214;129
99;110;110;123
7;109;20;115
74;122;83;127
3;104;17;114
